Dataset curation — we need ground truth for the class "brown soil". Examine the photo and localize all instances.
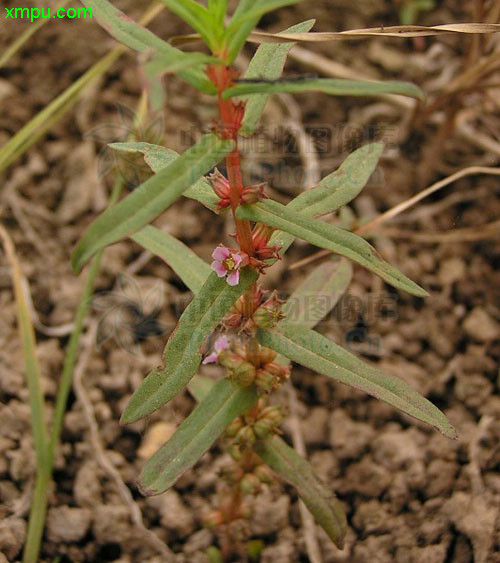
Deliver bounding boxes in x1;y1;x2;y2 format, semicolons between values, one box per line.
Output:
0;1;499;562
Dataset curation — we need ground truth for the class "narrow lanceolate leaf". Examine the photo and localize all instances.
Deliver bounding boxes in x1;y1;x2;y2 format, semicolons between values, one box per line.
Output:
268;142;383;259
224;0;310;62
146;51;220;77
224;77;424;101
139;380;258;496
258;325;457;439
160;0;218;50
72;135;233;273
230;0;308;27
110;142;219;212
130;226;211;294
289;143;384;217
208;0;229;29
121;269;258;424
237;200;428;296
81;0;215;93
240;19;316;136
254;435;346;548
283;259;352;330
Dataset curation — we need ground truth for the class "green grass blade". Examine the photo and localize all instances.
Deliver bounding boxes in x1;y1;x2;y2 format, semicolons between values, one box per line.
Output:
238;200;428;296
110;142;219;212
0;227;49;563
131;226;211;294
282;259;352;329
224;77;424;101
0;4;164;174
258;325;457;438
240;19;315;136
254;434;346;548
138;380;258;495
121;268;258;423
72;134;234;273
0;227;48;463
0;0;71;69
81;0;215;92
0;49;121;173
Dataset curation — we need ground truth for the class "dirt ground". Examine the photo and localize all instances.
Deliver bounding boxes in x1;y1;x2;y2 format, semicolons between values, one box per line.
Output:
0;1;499;562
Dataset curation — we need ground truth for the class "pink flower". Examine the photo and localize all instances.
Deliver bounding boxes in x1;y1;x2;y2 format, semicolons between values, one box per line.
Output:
202;335;230;365
211;245;244;286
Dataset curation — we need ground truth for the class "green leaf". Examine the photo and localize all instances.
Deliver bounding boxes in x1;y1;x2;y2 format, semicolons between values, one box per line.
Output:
138;379;258;495
110;142;220;212
159;0;219;50
121;269;258;424
72;134;233;273
188;375;216;402
224;77;424;101
253;435;346;548
237;199;428;296
290;142;384;217
208;0;229;29
258;325;457;438
240;19;315;136
130;226;211;294
146;51;220;76
230;0;307;26
80;0;215;93
224;0;309;62
282;258;352;330
267;143;383;260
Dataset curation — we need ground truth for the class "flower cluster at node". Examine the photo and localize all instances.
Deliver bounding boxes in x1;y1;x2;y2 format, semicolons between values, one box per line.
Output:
208;169;269;211
202;338;290;394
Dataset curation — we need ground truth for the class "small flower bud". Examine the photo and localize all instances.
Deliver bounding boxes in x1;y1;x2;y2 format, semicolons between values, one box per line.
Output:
222;312;244;329
254;464;274;484
236;426;256;447
252;223;274;249
219;350;244;370
255;369;279;394
253;306;280;329
232;361;257;387
254;245;281;261
265;362;291;382
240;473;261;495
240;183;268;205
225;417;244;438
259;405;286;426
258;346;277;366
228;444;243;461
203;510;225;529
253;417;276;439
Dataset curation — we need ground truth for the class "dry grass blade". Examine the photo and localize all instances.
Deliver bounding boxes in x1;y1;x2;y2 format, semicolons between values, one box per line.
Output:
290;166;500;270
248;23;500;43
356;166;500;235
377;221;500;243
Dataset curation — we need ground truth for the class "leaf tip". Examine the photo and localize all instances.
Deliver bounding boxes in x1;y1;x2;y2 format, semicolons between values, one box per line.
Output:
70;250;83;275
137;478;157;497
